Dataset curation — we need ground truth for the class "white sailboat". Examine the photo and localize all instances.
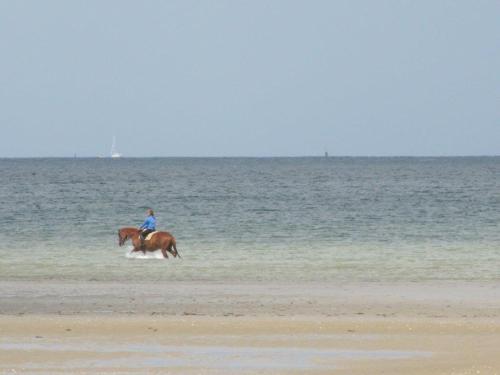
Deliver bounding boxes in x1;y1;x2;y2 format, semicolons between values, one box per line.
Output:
111;136;122;158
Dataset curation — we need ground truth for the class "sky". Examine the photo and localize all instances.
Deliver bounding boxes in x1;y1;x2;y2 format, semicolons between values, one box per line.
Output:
0;0;498;157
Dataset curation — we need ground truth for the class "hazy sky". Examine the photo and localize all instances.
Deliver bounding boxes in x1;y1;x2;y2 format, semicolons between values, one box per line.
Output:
0;0;498;157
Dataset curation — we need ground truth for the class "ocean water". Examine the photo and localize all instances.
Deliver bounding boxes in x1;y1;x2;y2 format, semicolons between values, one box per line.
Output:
0;157;499;282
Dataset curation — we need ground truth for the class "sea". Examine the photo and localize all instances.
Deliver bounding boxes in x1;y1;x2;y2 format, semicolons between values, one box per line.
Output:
1;157;499;283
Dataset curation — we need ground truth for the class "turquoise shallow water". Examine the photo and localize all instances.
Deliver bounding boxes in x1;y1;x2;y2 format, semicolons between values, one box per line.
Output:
1;157;499;282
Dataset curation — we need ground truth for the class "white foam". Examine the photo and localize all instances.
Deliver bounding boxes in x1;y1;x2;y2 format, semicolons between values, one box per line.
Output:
125;246;166;260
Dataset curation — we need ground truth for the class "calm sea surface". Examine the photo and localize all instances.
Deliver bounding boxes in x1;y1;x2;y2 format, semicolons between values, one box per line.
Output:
1;157;499;282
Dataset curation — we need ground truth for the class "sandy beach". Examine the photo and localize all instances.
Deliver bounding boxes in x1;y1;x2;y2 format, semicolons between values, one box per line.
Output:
1;281;499;374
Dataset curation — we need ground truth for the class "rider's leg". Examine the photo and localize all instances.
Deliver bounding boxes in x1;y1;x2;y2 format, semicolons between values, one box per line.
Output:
140;230;145;249
141;229;152;249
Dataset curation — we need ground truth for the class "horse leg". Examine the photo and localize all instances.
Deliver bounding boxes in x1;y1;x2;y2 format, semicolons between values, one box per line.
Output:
131;237;144;254
164;239;176;258
161;247;169;259
167;243;176;258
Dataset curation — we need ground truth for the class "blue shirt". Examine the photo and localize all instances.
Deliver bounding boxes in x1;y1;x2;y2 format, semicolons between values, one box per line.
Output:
140;215;156;230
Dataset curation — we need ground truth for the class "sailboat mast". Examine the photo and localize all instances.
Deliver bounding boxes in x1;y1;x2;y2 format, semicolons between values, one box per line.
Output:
111;136;121;158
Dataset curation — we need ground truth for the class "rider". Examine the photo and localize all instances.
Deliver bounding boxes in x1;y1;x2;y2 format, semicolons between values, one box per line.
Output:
139;209;156;249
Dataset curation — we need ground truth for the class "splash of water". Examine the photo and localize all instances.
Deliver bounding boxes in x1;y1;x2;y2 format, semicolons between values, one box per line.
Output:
125;246;165;260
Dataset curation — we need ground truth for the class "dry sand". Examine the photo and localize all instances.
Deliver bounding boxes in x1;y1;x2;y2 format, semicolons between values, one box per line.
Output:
1;281;499;374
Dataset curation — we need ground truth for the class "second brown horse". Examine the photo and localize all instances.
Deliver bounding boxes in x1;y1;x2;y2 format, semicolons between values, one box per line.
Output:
118;227;180;258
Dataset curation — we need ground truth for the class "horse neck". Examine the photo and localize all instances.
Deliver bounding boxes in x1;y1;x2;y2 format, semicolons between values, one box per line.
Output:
123;228;140;236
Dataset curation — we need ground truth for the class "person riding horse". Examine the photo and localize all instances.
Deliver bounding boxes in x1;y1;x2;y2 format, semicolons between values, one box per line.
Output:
139;209;156;249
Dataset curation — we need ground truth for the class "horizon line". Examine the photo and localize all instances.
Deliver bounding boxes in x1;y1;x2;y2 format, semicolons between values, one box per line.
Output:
1;154;499;159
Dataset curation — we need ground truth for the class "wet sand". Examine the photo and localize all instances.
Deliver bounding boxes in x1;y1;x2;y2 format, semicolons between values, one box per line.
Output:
1;281;500;374
1;316;500;374
1;280;499;318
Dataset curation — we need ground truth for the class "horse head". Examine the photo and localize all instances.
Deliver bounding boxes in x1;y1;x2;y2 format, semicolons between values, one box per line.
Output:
118;227;140;246
118;229;125;246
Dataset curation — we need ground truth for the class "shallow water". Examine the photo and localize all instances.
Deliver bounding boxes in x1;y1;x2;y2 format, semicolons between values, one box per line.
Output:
1;157;499;282
0;341;427;371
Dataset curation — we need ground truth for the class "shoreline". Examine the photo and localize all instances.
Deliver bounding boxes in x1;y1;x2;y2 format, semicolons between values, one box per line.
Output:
1;280;499;318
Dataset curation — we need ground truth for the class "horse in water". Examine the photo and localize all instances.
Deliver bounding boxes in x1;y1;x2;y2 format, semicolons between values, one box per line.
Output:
117;227;180;258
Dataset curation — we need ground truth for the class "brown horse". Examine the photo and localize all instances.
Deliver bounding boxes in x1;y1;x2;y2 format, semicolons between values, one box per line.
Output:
117;227;180;259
